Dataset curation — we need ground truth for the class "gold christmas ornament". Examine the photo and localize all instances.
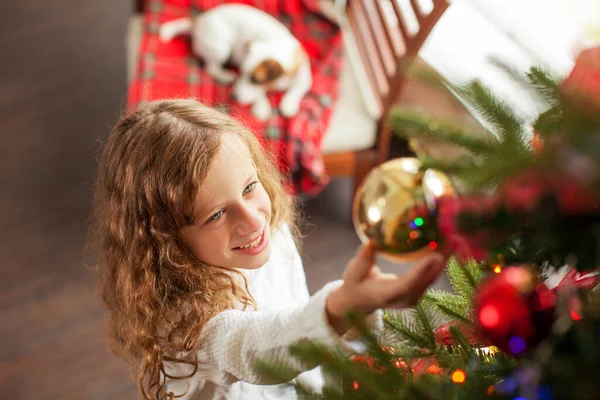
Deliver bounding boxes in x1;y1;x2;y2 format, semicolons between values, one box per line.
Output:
352;158;454;262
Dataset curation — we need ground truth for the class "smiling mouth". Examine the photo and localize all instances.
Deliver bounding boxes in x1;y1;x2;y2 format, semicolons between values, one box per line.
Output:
235;232;263;249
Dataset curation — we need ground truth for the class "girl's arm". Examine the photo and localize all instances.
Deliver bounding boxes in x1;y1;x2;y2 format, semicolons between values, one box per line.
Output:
183;249;444;386
193;280;351;385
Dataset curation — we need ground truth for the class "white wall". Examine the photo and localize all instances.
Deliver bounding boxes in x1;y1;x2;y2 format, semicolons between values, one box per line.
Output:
547;0;600;29
415;0;599;132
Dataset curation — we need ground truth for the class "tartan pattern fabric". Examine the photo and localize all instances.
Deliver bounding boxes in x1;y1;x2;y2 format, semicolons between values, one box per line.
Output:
128;0;343;197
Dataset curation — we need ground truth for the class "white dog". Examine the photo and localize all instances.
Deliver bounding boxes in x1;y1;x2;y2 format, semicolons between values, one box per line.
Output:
159;4;312;121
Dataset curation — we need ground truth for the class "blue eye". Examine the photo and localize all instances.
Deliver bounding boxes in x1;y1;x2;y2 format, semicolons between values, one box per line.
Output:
243;182;257;195
209;210;224;222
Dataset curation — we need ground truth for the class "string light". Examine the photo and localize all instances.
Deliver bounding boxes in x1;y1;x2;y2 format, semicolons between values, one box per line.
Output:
493;265;502;274
570;297;583;321
414;217;424;226
451;369;466;383
479;305;500;328
409;231;420;239
508;336;526;354
495;377;517;394
425;363;442;375
429;241;438;250
537;384;553;400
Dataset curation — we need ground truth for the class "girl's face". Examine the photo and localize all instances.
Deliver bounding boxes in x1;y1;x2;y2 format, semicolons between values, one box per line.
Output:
180;134;272;270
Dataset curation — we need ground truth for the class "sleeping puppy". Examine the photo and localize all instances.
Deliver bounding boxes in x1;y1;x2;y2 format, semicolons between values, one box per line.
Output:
160;4;312;121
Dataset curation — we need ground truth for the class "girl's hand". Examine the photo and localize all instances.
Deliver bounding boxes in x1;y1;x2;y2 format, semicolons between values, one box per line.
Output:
326;244;446;335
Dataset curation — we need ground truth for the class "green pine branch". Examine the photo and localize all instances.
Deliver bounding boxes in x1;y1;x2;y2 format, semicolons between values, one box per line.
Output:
446;258;483;300
389;110;495;153
422;290;471;323
489;55;561;108
525;66;561;106
449;326;476;363
420;259;485;323
391;346;435;362
384;310;434;350
285;341;386;399
414;302;438;351
254;356;307;384
533;105;563;135
390;67;539;190
449;80;527;149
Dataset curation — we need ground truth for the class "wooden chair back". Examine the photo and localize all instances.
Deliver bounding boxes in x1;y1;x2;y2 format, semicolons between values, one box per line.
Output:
344;0;450;164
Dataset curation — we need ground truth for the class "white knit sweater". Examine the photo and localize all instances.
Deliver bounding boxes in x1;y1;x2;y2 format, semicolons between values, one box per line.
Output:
163;225;382;399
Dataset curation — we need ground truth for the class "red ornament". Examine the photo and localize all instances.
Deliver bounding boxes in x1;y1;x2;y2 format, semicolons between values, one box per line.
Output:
560;46;600;114
474;266;556;357
434;321;489;346
412;356;443;376
531;131;543;153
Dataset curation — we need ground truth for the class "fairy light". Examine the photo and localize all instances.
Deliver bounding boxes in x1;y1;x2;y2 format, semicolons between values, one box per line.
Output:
425;363;442;375
414;217;424;227
353;381;359;390
479;305;500;328
508;336;526;354
537;384;553;400
493;265;502;274
496;377;517;394
429;241;438;250
451;369;466;383
410;231;420;240
570;297;583;321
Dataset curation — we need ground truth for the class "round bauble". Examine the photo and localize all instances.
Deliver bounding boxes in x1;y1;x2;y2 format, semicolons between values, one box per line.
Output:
353;158;454;262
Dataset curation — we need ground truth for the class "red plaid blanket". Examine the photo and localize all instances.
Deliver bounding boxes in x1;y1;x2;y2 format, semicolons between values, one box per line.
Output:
128;0;343;197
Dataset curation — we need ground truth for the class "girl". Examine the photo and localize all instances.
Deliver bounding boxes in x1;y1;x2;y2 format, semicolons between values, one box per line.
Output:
92;99;446;399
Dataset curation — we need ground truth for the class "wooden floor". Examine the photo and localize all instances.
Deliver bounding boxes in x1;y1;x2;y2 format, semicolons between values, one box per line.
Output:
0;1;452;398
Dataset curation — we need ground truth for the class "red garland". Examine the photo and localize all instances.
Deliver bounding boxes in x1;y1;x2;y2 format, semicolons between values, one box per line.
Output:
437;169;600;262
437;194;499;262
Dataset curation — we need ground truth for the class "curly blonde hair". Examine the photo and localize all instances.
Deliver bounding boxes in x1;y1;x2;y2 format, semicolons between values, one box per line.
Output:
91;99;296;399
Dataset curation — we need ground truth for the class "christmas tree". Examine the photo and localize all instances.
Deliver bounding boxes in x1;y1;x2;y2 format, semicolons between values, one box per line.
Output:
257;46;600;399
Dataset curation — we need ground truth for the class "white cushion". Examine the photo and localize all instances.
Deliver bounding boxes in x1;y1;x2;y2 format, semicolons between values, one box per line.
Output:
322;55;378;153
125;14;377;154
126;15;144;85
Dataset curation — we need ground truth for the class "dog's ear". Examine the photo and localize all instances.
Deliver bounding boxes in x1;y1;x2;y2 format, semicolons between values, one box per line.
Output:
250;59;284;84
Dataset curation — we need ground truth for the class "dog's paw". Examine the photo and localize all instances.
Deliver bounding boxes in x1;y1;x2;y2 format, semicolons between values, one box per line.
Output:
252;100;272;121
207;65;237;85
213;70;237;84
279;96;300;118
